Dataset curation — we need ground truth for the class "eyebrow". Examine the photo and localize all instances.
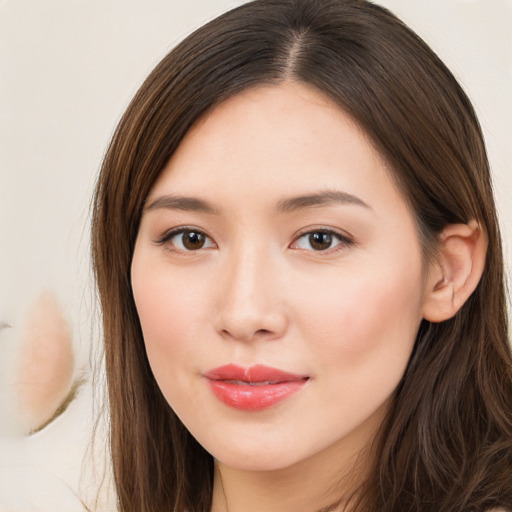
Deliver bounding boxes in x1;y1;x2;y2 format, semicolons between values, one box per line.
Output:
276;190;372;213
144;195;219;214
144;189;371;215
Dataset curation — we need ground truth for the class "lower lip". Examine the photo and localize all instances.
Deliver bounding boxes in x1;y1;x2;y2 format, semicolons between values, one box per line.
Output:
207;380;307;411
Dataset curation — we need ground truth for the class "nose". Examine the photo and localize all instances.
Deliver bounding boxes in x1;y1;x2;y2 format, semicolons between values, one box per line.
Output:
214;245;289;343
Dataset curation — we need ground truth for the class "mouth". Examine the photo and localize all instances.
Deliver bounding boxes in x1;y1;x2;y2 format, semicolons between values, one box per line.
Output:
203;364;309;411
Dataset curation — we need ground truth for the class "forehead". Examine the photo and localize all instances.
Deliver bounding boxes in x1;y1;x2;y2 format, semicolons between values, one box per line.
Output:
149;82;404;214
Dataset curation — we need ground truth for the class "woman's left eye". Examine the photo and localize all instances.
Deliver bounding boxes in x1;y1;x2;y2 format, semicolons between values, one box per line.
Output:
291;230;353;252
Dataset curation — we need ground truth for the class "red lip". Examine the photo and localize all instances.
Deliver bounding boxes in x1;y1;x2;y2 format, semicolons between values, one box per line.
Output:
203;364;309;411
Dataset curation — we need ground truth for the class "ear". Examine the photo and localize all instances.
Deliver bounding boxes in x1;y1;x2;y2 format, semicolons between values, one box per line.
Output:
422;220;487;323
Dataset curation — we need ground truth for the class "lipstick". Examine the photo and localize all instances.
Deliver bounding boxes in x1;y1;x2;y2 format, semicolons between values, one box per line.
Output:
203;364;308;411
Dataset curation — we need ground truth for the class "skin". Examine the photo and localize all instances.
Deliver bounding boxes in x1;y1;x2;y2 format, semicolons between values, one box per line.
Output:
131;83;433;512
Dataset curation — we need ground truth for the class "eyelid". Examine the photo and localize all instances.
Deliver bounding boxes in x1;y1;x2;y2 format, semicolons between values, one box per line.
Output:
154;226;217;252
289;227;355;253
153;225;354;254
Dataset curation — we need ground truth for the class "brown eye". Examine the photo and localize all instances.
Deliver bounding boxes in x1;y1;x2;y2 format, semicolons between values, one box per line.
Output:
182;231;206;250
309;232;333;251
292;229;353;253
161;229;216;252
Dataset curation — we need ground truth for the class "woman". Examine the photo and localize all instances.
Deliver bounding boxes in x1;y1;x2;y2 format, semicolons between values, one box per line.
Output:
91;0;512;510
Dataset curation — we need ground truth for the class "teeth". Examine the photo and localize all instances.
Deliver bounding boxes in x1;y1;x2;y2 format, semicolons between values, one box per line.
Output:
226;380;276;386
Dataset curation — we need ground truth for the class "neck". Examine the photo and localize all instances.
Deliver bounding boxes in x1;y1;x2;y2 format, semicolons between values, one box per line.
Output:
210;412;383;512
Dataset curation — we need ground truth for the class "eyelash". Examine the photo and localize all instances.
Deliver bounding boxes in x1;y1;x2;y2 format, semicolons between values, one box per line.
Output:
155;227;217;253
292;228;354;253
155;227;354;254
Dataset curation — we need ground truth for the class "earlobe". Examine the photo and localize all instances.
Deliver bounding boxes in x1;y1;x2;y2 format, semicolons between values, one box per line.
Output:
422;220;487;323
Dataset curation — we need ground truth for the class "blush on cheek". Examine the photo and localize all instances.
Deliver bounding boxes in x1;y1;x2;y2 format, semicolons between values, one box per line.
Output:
134;281;211;386
304;269;422;364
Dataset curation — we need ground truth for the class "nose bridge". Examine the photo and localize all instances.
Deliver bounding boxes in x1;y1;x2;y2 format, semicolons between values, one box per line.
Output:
215;238;287;341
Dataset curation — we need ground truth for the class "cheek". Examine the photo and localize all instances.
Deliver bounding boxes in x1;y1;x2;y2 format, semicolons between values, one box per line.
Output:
130;252;213;387
133;279;203;351
131;270;213;425
289;260;424;435
295;256;424;375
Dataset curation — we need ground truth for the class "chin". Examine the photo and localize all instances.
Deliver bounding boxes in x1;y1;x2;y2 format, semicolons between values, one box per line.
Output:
214;448;300;472
193;428;305;472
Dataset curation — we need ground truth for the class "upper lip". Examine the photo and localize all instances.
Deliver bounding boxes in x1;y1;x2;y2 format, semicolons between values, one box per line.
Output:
203;364;309;384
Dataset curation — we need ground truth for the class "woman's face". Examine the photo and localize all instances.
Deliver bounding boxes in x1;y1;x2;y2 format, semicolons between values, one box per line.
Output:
131;83;429;472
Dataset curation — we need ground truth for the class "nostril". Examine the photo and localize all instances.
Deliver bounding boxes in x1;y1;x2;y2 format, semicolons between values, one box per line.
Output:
255;329;272;336
220;327;278;342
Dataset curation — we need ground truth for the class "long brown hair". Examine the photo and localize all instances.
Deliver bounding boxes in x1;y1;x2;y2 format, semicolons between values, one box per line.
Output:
91;1;512;510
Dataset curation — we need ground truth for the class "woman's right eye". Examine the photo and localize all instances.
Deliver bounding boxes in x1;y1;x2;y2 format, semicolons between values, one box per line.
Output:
157;229;216;252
